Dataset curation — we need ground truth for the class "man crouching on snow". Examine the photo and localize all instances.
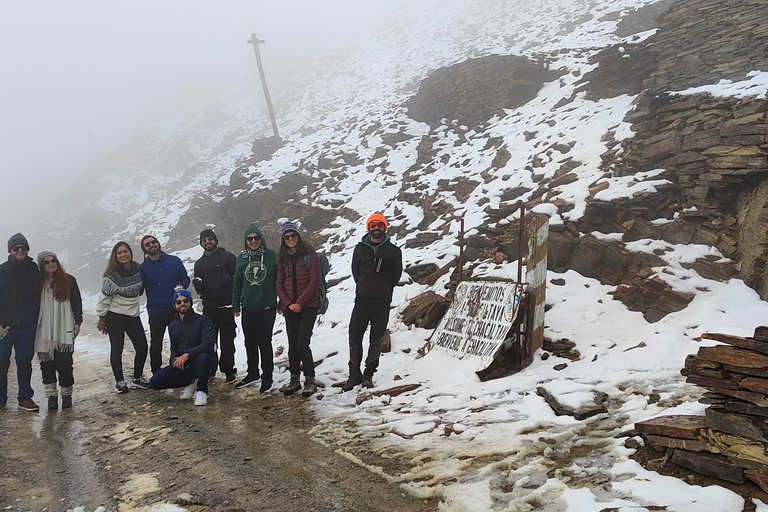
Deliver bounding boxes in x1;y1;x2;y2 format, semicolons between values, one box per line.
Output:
149;289;215;406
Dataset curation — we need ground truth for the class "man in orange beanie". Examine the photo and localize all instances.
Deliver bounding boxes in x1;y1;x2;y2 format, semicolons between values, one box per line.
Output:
342;212;402;391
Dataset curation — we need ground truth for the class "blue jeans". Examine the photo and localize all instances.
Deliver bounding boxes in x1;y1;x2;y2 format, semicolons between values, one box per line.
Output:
0;325;36;402
148;353;214;394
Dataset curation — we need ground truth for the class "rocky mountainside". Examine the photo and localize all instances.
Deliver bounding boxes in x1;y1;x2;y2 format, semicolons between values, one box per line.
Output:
52;0;768;327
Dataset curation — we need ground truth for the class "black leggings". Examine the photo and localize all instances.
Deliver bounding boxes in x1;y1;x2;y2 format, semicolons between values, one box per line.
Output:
284;307;318;377
105;311;148;382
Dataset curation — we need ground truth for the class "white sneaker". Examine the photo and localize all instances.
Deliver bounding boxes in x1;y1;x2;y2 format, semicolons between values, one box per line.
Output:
180;380;196;400
194;391;208;406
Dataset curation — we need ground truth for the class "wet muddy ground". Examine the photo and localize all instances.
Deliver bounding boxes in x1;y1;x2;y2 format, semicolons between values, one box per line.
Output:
0;326;438;511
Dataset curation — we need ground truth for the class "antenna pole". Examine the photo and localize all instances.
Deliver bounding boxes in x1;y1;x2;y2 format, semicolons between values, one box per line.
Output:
247;34;280;138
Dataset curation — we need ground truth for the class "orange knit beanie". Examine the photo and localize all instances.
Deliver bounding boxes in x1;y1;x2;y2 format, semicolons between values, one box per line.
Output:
366;211;388;230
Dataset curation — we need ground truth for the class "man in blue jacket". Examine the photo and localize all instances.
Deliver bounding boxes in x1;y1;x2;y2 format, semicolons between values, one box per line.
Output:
140;235;190;375
149;289;215;406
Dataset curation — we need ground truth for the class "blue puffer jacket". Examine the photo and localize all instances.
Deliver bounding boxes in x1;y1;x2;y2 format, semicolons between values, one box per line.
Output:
168;310;215;363
140;252;190;315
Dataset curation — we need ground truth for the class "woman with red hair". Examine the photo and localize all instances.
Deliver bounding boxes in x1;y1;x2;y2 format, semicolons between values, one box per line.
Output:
35;251;82;410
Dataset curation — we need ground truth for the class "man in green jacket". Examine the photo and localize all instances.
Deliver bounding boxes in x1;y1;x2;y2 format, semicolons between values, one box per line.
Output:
232;223;278;393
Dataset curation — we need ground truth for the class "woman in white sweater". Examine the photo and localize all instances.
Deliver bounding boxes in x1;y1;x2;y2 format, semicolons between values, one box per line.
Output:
96;242;148;393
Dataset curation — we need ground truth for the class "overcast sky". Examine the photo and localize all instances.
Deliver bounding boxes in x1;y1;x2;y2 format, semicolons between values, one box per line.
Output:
0;1;362;228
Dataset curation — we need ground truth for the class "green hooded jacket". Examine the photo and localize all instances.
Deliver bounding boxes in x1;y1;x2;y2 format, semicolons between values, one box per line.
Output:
232;223;278;313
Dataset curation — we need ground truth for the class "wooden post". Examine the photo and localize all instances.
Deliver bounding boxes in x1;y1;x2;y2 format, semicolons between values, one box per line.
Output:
458;217;465;282
517;201;524;285
247;34;280;139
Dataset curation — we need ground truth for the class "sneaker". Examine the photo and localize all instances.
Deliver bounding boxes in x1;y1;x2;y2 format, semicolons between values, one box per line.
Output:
342;373;363;392
194;391;208;406
362;377;374;389
116;380;129;394
259;378;273;393
225;372;237;384
235;374;258;389
47;396;58;410
18;398;40;412
131;376;150;389
180;381;197;400
61;396;72;409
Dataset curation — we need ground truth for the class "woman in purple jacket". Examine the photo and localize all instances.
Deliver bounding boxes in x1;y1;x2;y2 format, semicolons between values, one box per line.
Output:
276;222;321;397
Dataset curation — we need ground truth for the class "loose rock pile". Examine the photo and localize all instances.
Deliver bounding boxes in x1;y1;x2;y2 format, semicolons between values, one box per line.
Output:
636;326;768;490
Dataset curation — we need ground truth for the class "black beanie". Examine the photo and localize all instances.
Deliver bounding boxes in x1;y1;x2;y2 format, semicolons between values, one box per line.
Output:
7;233;29;253
199;229;218;247
140;235;161;254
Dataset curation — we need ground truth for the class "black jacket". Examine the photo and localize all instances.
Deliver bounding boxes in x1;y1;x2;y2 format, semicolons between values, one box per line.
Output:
193;247;237;308
168;310;215;363
68;275;84;325
351;234;403;305
0;256;41;328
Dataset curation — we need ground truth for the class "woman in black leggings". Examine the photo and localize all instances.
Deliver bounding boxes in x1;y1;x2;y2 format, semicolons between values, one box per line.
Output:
96;242;148;393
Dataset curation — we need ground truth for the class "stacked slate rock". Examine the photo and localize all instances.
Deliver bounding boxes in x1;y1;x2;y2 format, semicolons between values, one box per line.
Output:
635;326;768;491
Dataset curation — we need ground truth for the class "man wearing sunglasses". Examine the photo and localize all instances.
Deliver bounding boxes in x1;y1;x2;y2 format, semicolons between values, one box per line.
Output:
192;228;238;384
140;235;190;375
342;212;403;391
148;289;215;406
0;233;43;412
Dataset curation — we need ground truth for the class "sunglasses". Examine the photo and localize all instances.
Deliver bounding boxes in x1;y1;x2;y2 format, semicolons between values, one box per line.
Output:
201;236;215;243
143;239;159;248
43;259;58;265
283;232;298;241
175;298;190;305
368;221;386;230
11;245;29;252
246;235;261;242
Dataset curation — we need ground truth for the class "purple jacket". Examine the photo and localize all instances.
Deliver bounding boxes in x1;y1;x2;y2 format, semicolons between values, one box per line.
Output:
277;251;321;309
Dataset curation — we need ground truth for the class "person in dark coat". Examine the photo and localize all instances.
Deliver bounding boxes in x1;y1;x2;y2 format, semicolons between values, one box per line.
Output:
192;228;237;383
148;289;215;406
276;222;321;397
0;233;42;412
139;235;190;375
34;251;82;410
342;213;402;391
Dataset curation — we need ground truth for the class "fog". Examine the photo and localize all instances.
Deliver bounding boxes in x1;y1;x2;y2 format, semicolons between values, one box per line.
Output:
0;0;367;235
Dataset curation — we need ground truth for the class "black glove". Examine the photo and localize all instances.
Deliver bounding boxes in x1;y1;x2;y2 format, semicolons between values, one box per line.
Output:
216;274;232;285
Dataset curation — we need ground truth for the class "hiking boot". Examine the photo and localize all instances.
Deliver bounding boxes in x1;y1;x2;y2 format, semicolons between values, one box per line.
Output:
47;396;58;410
259;378;273;393
342;373;363;392
225;372;237;384
362;376;374;389
235;374;258;389
61;395;72;409
18;398;39;412
116;380;129;394
131;376;149;389
281;374;302;395
302;376;317;397
194;391;208;406
180;381;197;399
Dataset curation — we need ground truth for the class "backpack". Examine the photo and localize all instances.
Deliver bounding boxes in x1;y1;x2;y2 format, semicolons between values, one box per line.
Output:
303;252;331;314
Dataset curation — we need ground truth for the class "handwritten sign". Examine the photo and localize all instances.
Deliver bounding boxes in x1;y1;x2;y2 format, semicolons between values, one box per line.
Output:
429;280;525;369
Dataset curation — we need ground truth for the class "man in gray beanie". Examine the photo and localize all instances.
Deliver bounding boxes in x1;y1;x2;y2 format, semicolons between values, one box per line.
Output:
192;228;238;383
0;233;42;412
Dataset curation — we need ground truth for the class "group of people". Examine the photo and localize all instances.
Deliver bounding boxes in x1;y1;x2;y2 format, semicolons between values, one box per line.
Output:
0;212;403;411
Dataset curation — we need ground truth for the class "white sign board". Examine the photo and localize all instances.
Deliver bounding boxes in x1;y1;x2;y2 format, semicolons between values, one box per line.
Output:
428;280;525;369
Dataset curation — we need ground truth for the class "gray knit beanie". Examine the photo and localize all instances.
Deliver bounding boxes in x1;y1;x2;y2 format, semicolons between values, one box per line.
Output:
7;233;29;253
